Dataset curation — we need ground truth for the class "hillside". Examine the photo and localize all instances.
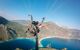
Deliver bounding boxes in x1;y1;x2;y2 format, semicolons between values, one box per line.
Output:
0;16;9;25
0;17;26;40
0;17;80;40
13;20;80;40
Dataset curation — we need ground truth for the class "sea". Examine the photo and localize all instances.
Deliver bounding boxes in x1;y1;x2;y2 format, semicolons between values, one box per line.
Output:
0;37;80;50
41;37;80;50
0;38;36;50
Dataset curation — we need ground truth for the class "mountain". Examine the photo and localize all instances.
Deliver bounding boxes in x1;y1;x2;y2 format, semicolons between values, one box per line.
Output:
13;20;80;40
69;29;80;39
12;20;27;25
0;16;9;25
0;17;80;40
0;16;25;35
0;16;25;40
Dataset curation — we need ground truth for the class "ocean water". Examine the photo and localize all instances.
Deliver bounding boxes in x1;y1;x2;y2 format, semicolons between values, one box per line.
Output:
0;38;36;50
41;38;80;50
0;38;80;50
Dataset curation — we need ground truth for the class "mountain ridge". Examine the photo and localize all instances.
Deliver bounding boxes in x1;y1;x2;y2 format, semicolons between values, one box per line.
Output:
12;20;80;40
0;17;80;40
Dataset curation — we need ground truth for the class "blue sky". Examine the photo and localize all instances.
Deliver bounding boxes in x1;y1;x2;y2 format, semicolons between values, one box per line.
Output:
0;0;80;29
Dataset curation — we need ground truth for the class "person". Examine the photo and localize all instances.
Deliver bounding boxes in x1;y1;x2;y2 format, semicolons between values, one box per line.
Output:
25;21;40;36
32;21;40;36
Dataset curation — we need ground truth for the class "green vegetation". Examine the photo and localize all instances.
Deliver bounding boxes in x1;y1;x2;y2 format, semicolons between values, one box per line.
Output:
6;21;26;37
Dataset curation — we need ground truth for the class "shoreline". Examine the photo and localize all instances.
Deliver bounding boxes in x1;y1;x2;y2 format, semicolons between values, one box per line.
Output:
39;36;80;44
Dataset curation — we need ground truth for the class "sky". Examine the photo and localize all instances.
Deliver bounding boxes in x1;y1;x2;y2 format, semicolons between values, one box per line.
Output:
0;0;80;29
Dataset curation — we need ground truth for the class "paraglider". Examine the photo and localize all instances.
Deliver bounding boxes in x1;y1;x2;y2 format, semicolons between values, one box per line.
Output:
25;15;45;50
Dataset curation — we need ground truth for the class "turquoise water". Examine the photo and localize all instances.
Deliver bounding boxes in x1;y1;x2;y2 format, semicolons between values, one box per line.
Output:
0;38;80;50
41;38;80;50
0;38;35;50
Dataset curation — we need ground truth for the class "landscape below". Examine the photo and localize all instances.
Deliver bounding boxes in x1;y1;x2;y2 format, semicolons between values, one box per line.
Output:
0;16;80;50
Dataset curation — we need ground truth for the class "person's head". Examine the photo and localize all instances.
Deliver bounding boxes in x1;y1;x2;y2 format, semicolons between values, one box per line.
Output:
32;21;38;26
